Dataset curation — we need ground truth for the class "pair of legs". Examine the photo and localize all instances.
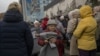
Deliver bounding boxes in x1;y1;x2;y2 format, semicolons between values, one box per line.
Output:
79;49;96;56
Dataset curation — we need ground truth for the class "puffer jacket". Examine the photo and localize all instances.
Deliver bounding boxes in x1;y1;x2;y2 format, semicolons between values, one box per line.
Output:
73;5;97;50
0;9;33;56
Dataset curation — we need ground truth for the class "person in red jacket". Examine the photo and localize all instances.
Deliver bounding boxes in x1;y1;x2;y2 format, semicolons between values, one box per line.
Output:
38;19;64;56
41;17;49;30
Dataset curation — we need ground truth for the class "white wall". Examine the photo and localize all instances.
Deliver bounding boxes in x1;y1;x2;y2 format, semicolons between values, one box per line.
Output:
76;0;87;7
44;0;87;18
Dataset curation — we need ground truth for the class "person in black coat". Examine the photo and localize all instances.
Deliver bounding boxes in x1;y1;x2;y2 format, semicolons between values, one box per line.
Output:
0;2;33;56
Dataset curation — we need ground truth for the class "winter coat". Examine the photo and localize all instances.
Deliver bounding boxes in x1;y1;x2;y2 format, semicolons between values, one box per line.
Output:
67;18;79;55
94;12;100;40
55;19;65;34
0;9;33;56
41;17;49;30
70;36;79;55
94;12;100;23
38;30;64;56
67;11;79;55
59;18;68;28
67;18;78;34
73;5;97;50
31;27;42;54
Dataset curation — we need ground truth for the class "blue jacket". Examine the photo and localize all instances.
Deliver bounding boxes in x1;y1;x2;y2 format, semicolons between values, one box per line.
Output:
0;9;33;56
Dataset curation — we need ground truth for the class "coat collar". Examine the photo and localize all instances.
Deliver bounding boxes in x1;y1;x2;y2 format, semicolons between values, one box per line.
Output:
3;9;23;23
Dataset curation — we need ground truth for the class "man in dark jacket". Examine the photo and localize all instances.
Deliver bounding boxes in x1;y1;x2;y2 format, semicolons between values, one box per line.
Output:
0;2;33;56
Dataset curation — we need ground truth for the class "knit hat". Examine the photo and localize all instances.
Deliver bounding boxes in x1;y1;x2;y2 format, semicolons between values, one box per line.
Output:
34;20;39;24
72;9;80;15
60;16;64;20
68;9;79;19
47;19;57;25
68;11;74;19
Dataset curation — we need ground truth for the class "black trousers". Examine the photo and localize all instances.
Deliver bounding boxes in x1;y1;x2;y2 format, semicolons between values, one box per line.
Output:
79;49;96;56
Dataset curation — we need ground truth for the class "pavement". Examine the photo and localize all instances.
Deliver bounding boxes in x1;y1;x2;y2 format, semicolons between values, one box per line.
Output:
64;49;100;56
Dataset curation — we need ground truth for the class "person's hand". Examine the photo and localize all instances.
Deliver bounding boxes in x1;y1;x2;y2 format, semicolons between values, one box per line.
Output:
50;38;56;43
35;34;40;37
44;40;49;43
93;12;97;16
68;40;71;43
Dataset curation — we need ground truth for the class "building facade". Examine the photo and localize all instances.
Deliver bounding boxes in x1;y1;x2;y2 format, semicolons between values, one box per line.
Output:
44;0;87;18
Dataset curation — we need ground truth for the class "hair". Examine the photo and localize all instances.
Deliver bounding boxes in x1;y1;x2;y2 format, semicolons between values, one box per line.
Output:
34;20;40;24
72;9;80;15
68;11;74;19
8;2;22;13
68;9;80;19
93;6;100;12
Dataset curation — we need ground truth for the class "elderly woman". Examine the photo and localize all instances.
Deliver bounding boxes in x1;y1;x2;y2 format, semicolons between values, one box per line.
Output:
67;9;80;56
0;2;33;56
93;6;100;23
73;5;97;56
38;19;64;56
93;6;100;52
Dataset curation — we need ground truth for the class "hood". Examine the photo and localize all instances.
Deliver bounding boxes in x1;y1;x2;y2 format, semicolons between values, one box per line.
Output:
80;5;93;18
3;9;23;23
60;16;64;20
68;11;74;20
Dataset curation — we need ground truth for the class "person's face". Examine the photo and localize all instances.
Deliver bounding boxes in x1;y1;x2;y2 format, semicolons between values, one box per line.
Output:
93;7;100;14
34;23;40;27
47;25;56;31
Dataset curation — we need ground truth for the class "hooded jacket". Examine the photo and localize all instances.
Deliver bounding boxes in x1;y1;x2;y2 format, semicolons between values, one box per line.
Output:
0;9;33;56
73;5;97;50
67;11;78;33
67;10;79;55
41;17;49;30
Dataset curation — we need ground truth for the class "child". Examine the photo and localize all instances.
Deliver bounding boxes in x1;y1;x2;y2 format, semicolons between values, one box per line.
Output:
38;19;64;56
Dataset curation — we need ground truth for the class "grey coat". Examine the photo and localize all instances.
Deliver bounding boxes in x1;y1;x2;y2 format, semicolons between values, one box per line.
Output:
39;32;59;56
67;18;79;55
95;12;100;40
39;44;59;56
31;27;42;54
55;19;65;34
95;12;100;23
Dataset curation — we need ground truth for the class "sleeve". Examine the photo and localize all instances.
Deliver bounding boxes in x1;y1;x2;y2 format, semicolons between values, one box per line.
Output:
38;37;46;46
24;23;34;56
73;20;87;39
59;23;65;34
41;21;47;30
67;20;76;33
95;14;100;23
55;39;63;46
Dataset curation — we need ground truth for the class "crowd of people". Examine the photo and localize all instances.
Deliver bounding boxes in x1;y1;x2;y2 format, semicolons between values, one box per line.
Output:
0;2;100;56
